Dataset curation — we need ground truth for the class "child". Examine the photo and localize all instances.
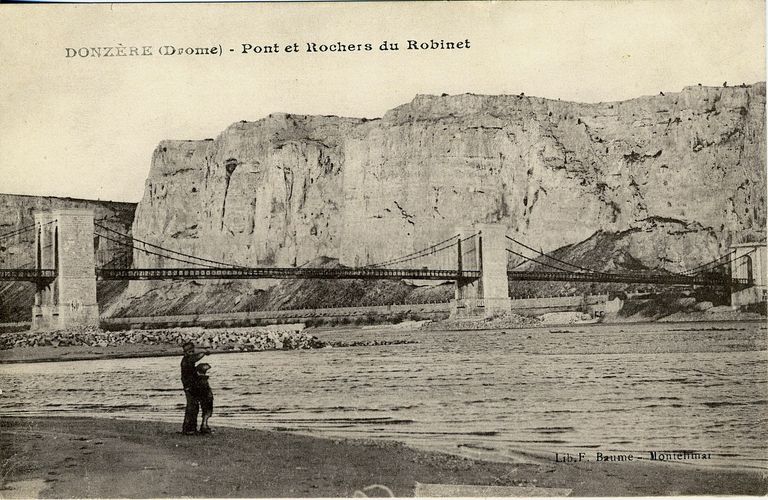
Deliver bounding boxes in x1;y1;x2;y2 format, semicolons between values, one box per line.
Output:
194;363;214;434
180;342;207;435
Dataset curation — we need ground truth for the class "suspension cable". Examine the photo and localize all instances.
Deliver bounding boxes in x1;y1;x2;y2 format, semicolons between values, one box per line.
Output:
0;223;39;241
508;257;531;271
98;249;133;269
505;235;608;275
506;247;586;274
370;241;457;268
366;234;460;268
689;248;756;275
94;232;221;269
94;222;240;269
682;249;742;275
367;234;458;268
457;232;481;244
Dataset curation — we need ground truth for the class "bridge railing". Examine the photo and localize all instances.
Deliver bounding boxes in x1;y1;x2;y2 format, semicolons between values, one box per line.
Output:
97;267;483;281
0;269;56;282
0;266;752;287
506;270;752;286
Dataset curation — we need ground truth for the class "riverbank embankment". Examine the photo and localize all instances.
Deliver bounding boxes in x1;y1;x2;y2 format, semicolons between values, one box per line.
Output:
1;417;765;498
1;313;764;364
0;324;421;364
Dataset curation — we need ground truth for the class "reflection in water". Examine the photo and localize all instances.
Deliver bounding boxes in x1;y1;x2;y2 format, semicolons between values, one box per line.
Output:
1;321;766;468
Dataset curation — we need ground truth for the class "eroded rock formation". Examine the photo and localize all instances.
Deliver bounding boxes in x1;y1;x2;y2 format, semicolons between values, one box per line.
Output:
133;84;767;272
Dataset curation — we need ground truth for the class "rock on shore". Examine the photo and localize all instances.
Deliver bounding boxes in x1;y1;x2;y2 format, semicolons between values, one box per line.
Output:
0;325;325;352
424;312;541;331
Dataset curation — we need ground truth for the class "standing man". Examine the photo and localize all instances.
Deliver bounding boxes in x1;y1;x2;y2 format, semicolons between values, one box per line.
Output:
180;341;206;435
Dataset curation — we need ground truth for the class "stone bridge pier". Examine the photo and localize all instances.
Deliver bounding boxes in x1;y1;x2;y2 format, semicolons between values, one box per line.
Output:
730;242;767;306
32;209;99;330
452;223;512;318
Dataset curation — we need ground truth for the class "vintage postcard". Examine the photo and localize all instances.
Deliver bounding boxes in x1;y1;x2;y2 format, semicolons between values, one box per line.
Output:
0;1;766;497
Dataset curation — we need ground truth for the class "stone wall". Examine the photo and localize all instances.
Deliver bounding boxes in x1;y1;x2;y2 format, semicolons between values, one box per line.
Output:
102;302;450;329
507;294;619;317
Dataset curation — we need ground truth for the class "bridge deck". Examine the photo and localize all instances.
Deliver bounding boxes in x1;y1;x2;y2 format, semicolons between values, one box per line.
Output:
506;270;751;286
0;267;752;287
97;267;482;281
0;269;56;282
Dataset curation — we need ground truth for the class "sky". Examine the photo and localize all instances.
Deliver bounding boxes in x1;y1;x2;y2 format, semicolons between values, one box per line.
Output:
0;0;765;203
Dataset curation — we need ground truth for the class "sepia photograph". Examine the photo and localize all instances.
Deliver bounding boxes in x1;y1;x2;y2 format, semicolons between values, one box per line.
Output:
0;0;766;497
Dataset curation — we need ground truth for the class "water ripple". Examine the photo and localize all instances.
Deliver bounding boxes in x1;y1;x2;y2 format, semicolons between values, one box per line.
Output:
0;320;766;468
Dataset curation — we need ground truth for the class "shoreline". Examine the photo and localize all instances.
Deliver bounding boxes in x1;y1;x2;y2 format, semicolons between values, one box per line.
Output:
1;416;766;497
0;317;764;365
2;306;764;335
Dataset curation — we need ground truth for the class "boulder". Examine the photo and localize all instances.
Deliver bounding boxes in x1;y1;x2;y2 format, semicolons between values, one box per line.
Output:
677;297;698;308
707;305;735;314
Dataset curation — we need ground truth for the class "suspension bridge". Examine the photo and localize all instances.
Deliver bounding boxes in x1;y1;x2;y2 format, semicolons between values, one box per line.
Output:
0;209;761;329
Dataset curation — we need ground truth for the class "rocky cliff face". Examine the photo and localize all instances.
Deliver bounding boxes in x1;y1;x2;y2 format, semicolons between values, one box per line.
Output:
133;115;360;268
133;84;766;272
0;194;135;269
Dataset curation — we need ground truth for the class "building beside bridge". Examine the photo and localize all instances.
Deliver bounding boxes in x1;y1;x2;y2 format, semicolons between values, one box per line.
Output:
730;242;767;307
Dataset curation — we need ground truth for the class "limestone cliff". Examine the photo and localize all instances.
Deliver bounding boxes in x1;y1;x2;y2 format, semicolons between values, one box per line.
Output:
133;84;766;272
133;115;360;268
0;194;135;270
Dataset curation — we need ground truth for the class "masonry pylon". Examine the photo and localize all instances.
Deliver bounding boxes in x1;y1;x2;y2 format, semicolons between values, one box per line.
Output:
32;209;99;330
452;226;482;317
451;223;511;318
477;223;512;316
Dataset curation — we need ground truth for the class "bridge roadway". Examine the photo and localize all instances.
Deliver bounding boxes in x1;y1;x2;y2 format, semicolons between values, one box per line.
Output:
506;270;751;287
0;267;751;287
97;267;482;281
0;269;56;283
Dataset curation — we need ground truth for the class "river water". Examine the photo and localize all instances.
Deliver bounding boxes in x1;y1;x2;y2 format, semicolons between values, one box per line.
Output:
1;321;766;469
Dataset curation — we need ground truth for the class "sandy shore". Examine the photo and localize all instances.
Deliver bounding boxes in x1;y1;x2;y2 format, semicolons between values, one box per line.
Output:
0;417;765;497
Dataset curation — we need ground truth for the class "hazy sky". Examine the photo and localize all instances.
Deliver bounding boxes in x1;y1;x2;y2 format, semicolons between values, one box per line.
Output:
0;0;764;202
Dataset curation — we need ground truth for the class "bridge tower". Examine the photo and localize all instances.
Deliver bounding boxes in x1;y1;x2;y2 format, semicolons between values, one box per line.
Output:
32;209;99;330
452;223;512;318
729;242;767;307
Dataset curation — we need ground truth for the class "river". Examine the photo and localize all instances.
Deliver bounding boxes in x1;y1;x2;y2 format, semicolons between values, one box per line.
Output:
1;321;766;469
